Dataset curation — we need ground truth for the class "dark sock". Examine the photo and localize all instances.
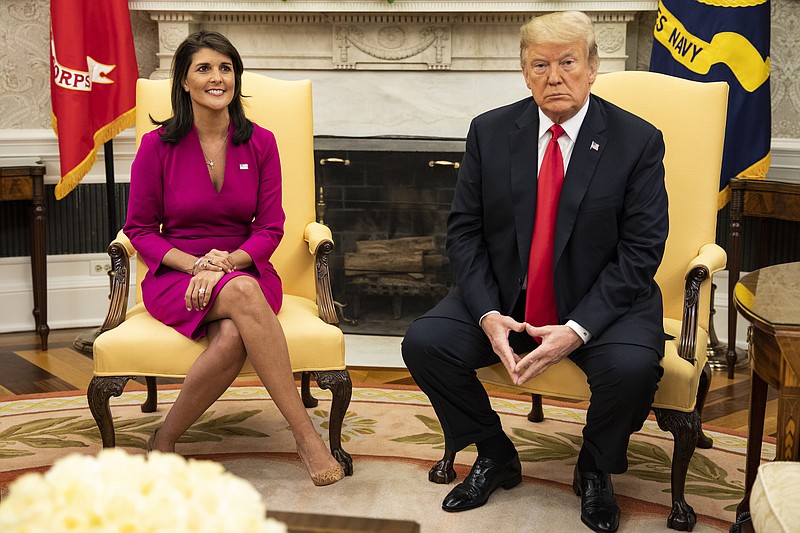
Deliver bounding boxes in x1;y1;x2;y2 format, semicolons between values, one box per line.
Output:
476;431;516;463
577;446;598;472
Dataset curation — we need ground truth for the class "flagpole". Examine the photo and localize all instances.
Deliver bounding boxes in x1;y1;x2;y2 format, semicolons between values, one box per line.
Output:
104;140;117;241
73;140;118;354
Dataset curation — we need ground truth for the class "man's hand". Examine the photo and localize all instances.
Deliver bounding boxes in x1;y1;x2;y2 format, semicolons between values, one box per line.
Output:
481;313;527;383
514;324;583;385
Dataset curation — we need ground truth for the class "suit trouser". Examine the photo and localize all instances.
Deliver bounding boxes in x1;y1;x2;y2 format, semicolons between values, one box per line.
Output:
401;298;663;474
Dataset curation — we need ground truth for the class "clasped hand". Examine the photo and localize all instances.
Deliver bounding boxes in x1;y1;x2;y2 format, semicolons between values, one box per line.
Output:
185;249;235;311
481;314;582;385
192;249;236;275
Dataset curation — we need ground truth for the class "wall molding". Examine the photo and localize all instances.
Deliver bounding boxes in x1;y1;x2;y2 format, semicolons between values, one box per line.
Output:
0;128;137;186
0;254;136;333
769;138;800;181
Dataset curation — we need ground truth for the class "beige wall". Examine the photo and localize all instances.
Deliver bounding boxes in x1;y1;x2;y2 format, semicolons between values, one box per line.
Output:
1;0;797;139
0;0;157;130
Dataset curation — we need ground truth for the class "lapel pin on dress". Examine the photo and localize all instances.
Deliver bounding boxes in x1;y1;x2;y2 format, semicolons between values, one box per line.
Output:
239;163;249;170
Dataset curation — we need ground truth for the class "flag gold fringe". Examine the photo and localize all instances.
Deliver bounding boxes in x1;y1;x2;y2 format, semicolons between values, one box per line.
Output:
52;106;136;200
717;152;771;209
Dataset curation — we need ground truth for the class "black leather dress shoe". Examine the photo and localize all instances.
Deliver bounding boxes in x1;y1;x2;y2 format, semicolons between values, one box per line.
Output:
572;466;620;532
441;454;522;512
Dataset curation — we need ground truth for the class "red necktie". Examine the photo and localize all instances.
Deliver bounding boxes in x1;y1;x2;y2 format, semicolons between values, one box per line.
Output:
525;124;565;329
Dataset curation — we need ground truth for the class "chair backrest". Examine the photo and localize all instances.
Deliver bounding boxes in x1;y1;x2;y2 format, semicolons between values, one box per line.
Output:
132;72;317;303
591;71;728;328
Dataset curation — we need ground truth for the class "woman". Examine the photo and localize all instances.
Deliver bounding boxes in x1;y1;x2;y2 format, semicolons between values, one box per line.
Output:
124;31;344;487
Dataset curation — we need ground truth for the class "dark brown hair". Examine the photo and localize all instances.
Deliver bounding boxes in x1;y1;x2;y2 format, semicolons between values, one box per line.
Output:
153;30;253;145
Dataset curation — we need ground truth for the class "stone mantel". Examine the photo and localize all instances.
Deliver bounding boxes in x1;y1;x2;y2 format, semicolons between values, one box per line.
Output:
129;0;657;137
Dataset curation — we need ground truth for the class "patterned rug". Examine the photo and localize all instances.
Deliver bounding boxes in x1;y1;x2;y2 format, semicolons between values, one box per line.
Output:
0;385;769;532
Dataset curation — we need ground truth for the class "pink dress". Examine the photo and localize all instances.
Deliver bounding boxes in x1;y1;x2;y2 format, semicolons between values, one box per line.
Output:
124;123;285;339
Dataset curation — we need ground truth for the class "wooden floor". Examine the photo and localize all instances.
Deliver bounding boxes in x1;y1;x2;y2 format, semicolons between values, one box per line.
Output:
0;327;776;439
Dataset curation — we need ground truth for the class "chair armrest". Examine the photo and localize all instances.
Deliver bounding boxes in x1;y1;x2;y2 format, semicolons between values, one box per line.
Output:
99;231;133;333
304;221;333;255
685;243;727;277
304;222;338;325
678;243;727;362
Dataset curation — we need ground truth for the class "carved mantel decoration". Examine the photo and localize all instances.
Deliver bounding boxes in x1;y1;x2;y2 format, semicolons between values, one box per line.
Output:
334;21;451;70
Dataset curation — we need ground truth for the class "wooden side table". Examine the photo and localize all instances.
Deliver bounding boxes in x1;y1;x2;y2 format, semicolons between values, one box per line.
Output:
732;262;800;520
0;158;49;350
269;510;420;532
726;178;800;378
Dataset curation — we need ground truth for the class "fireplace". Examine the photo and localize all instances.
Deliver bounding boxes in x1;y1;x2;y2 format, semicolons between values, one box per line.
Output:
314;137;464;334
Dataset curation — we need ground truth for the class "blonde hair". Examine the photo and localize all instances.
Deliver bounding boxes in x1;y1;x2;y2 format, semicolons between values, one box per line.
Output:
519;11;599;68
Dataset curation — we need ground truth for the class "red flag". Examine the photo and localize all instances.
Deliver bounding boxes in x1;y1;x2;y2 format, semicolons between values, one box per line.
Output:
50;0;138;199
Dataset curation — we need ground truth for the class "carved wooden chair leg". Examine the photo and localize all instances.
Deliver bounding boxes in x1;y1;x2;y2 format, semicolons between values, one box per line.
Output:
141;376;158;413
695;362;714;449
529;393;545;422
88;375;134;448
654;407;699;532
301;371;318;408
429;447;457;484
313;369;353;476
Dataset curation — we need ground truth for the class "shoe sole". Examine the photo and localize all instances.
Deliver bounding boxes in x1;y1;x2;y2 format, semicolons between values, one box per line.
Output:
441;471;523;513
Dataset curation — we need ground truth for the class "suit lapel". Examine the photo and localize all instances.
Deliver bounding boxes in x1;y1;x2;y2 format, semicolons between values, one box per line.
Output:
510;100;540;266
553;95;607;267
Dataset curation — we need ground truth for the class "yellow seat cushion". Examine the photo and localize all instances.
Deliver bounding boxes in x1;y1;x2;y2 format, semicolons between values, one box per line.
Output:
750;462;800;533
477;317;708;412
93;294;345;378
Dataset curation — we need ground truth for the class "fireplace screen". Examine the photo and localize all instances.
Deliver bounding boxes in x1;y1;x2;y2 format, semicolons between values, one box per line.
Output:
315;140;463;336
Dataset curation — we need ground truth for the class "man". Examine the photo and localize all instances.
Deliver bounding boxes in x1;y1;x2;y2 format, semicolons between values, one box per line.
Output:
402;11;668;533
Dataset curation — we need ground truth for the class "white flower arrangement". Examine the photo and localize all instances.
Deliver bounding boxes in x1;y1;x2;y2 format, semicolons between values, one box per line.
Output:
0;449;287;533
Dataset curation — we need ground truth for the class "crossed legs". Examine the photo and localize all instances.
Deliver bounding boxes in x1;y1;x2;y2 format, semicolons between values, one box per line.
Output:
150;276;343;485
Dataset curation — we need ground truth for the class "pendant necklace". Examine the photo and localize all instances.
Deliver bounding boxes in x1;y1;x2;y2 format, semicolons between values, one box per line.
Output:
201;130;229;171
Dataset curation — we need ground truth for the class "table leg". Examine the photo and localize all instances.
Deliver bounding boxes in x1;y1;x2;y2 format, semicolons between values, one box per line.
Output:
736;367;768;518
776;354;800;461
727;184;744;379
29;173;48;351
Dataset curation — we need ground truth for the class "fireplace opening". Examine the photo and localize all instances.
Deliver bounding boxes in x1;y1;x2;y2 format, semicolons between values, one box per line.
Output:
314;137;464;336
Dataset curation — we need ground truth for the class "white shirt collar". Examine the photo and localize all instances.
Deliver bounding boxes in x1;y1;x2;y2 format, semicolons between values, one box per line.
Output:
537;96;591;142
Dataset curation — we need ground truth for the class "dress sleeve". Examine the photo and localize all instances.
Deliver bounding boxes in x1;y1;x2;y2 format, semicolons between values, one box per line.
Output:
238;129;285;274
124;132;176;273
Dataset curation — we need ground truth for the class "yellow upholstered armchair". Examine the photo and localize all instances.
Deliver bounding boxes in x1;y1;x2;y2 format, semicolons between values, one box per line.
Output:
430;72;729;531
88;72;353;475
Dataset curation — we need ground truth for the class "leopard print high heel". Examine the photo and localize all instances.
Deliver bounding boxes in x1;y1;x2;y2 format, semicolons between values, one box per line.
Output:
310;464;345;487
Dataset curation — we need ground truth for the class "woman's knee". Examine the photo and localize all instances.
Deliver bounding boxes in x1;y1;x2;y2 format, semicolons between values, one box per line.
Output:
216;276;269;312
208;319;247;363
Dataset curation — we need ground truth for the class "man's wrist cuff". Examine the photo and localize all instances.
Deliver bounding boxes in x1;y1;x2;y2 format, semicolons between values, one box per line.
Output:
566;320;591;344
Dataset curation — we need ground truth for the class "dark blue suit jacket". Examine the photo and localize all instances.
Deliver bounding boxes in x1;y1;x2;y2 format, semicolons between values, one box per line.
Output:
440;93;669;354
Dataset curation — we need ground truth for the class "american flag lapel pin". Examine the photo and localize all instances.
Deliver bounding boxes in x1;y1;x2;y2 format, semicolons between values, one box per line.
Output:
590;141;600;151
